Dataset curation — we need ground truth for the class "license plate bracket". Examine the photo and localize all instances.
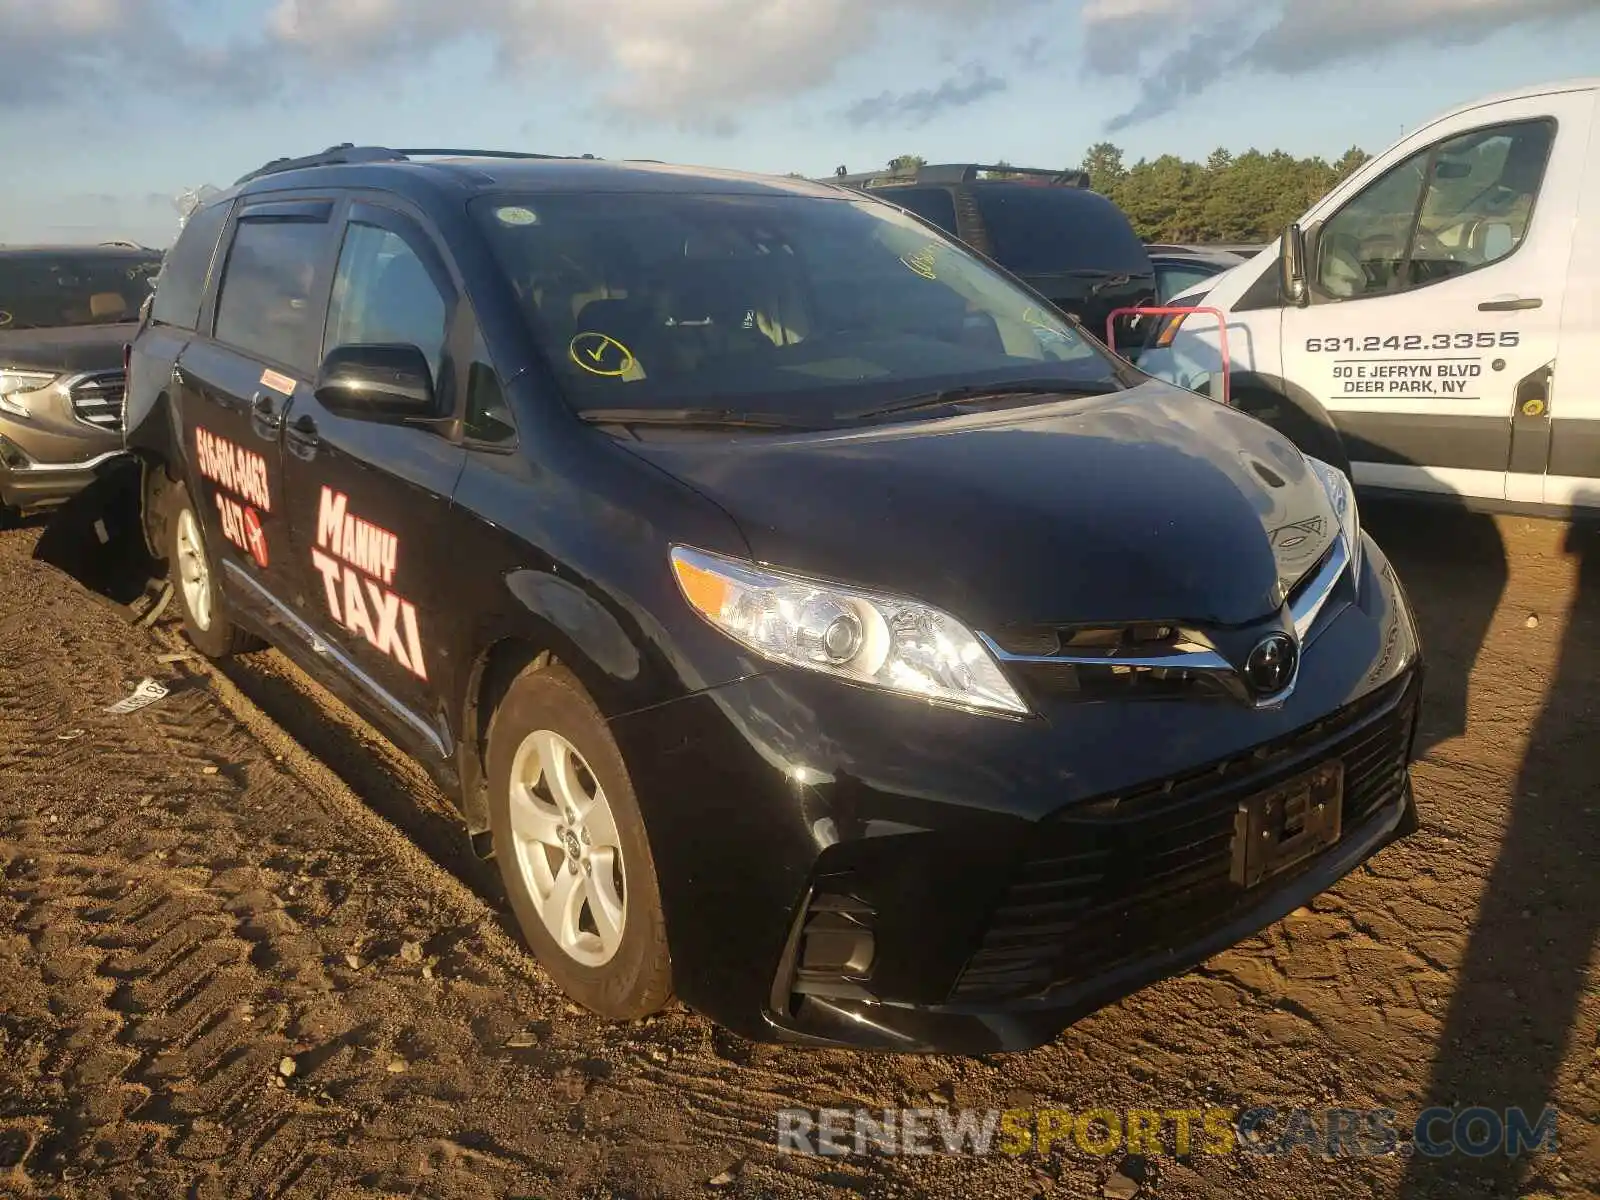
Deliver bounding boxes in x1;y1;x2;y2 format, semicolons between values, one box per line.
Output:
1231;761;1344;888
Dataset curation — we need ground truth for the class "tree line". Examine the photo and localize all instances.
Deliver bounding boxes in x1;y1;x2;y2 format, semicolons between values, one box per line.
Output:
877;143;1373;244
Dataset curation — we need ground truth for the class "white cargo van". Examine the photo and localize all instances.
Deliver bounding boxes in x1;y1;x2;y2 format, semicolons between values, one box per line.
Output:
1142;77;1600;515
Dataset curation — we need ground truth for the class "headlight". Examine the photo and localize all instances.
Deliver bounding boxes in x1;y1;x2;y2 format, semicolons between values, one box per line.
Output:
670;546;1029;716
1305;454;1362;594
0;369;57;417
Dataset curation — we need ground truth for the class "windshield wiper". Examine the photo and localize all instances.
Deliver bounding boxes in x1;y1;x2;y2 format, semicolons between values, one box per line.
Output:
842;381;1119;423
578;407;823;431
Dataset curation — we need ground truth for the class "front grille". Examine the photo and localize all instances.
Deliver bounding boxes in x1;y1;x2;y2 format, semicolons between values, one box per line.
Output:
69;372;126;432
949;674;1418;1003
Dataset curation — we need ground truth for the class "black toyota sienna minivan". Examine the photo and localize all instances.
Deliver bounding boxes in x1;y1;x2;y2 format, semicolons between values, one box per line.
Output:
125;147;1422;1054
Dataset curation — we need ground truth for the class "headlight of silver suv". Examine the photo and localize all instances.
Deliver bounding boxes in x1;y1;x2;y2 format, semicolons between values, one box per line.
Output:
0;369;58;417
670;545;1029;715
1305;455;1362;595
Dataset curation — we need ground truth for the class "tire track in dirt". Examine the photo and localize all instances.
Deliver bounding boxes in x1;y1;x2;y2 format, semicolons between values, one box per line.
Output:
0;528;885;1200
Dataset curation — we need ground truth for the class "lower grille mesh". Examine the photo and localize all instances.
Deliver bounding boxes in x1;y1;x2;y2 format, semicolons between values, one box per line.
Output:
950;675;1419;1003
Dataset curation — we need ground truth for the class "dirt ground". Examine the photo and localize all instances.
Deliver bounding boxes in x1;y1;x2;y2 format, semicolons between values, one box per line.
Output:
0;499;1596;1200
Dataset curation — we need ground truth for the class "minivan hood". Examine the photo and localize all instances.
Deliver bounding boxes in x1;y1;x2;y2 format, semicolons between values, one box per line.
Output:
626;382;1337;630
0;324;134;374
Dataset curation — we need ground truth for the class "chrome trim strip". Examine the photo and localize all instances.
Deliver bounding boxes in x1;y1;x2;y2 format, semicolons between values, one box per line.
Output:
980;634;1233;674
979;534;1354;710
1290;535;1349;642
64;370;127;433
6;449;127;472
222;561;448;757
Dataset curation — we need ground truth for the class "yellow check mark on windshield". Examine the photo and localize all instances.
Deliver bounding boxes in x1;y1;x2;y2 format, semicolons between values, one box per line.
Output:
570;332;638;377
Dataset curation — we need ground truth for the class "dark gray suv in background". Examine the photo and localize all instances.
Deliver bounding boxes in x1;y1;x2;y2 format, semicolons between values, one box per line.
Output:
0;244;162;518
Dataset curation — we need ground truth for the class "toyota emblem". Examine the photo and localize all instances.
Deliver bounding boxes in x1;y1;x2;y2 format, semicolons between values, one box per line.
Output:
1244;633;1298;698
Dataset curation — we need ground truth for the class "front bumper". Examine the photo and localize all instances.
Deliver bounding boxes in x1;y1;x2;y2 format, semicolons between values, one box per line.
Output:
0;449;127;511
609;534;1422;1054
0;375;125;511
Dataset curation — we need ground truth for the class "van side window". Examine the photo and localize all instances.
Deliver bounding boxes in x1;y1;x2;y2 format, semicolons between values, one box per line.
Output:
1316;119;1556;300
325;222;450;389
151;200;231;330
213;217;330;371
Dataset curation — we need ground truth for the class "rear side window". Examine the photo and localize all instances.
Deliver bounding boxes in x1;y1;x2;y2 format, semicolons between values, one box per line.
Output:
882;187;959;235
213;217;330;372
974;185;1152;276
151;201;230;330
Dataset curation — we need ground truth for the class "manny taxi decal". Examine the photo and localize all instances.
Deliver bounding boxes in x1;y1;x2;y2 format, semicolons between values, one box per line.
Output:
195;426;271;569
310;486;427;680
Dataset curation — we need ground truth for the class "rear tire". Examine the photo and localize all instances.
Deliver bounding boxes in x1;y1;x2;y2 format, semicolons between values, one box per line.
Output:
485;662;673;1020
165;482;260;658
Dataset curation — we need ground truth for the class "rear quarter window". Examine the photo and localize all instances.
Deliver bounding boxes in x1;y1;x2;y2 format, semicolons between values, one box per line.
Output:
151;200;232;330
973;185;1152;277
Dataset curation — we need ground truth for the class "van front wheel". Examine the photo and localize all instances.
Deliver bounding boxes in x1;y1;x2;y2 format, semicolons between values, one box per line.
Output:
485;662;673;1020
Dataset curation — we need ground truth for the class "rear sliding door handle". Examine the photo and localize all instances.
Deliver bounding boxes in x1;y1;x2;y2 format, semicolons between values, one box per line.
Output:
1478;295;1542;312
286;413;319;448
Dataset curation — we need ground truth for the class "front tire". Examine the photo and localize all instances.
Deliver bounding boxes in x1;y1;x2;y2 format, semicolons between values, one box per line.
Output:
485;662;673;1019
165;482;258;658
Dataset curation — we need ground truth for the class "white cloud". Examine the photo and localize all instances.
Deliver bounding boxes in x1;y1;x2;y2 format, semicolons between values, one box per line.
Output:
265;0;1038;121
1082;0;1600;130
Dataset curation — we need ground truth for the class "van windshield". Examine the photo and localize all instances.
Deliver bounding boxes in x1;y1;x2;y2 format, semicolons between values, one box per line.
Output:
0;251;162;332
471;192;1124;424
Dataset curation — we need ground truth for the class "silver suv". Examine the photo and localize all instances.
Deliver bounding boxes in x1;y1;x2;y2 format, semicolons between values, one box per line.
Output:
0;244;161;519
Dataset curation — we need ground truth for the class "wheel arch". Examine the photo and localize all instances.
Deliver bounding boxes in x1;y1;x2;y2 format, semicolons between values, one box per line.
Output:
456;569;650;837
1230;371;1352;476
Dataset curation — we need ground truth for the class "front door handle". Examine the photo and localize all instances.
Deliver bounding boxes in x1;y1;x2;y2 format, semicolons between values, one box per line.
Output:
249;391;284;439
1478;295;1542;312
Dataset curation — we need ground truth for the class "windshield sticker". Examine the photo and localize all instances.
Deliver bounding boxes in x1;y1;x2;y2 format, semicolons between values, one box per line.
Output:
900;244;939;280
570;332;638;377
259;367;296;395
1022;305;1074;347
495;206;540;226
194;426;271;512
310;486;427;680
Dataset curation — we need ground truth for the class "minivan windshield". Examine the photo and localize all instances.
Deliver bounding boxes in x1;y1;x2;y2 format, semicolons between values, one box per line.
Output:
471;192;1126;424
0;251;162;332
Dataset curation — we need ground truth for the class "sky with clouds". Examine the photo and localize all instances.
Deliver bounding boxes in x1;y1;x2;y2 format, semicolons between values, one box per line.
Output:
1;0;1597;245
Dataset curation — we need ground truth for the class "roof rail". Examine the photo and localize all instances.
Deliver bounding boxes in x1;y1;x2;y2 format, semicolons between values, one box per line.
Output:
236;144;406;184
236;145;597;184
826;163;1090;189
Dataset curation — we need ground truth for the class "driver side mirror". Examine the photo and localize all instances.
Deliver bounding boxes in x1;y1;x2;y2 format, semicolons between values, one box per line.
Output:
1281;223;1310;307
315;343;445;427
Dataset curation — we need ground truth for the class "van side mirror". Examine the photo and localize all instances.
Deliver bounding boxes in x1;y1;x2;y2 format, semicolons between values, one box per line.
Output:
1281;223;1310;307
315;343;442;426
